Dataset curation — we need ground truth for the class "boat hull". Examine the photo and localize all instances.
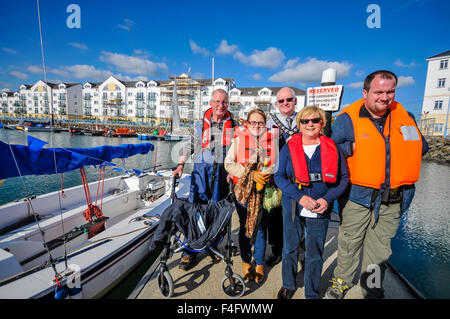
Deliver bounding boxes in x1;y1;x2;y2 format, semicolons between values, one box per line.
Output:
0;172;190;299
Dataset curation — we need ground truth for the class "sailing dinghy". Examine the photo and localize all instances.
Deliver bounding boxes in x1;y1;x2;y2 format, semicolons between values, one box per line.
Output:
0;136;190;298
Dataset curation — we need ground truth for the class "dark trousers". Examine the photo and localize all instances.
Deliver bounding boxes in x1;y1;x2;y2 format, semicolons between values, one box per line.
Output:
282;210;329;299
235;200;269;265
267;205;283;256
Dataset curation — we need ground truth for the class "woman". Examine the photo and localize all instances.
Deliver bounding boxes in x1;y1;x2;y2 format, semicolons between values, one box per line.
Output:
225;109;276;284
274;106;349;299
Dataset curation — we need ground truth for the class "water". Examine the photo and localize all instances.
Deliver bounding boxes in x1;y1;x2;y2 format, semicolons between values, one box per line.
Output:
1;129;449;298
390;161;450;299
0;129;189;206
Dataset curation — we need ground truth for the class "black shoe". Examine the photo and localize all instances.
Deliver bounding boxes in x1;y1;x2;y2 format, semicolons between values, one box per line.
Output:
277;287;295;299
266;254;282;267
179;254;196;271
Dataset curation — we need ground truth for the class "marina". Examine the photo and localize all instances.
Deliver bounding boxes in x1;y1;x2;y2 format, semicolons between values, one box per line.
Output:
0;129;448;299
0;1;448;302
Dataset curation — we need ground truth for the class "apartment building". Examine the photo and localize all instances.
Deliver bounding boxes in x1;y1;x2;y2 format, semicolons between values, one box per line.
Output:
1;74;306;126
420;50;450;137
229;86;306;120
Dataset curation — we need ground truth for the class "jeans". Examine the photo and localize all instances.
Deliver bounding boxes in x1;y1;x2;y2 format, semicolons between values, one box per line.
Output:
282;207;329;299
235;200;269;266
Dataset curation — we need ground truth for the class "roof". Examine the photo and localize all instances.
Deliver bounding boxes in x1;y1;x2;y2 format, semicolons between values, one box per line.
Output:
233;86;306;96
427;50;450;60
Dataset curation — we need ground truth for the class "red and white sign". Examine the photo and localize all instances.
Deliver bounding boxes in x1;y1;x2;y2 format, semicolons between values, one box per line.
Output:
306;85;343;111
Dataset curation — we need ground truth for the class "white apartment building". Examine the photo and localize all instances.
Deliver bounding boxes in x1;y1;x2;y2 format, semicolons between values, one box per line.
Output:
420;50;450;137
1;74;306;126
229;86;306;120
1;81;82;119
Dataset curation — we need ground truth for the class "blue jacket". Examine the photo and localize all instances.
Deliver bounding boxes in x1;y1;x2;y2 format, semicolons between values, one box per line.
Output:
331;111;428;214
274;142;349;219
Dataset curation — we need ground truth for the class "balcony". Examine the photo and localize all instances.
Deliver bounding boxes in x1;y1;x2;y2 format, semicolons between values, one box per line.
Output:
83;94;92;100
59;95;66;100
254;97;272;104
135;95;145;101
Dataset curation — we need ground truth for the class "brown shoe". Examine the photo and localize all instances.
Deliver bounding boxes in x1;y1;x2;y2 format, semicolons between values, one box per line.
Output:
242;262;255;281
255;265;264;284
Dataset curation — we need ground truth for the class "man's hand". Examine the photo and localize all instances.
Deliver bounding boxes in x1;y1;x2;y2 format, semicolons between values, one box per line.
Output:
172;164;184;177
226;173;233;183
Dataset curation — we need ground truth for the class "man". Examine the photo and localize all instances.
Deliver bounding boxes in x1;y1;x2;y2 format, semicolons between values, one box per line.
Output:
173;88;236;270
326;70;428;299
265;87;300;267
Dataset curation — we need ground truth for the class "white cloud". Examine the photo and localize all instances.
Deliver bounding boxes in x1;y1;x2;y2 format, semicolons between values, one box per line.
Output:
99;51;168;76
8;71;28;80
252;73;262;81
117;18;134;31
269;57;352;83
189;40;211;57
216;40;239;55
284;58;299;69
2;47;17;54
27;65;42;74
68;42;88;50
59;65;112;80
397;75;415;87
349;81;364;89
394;59;417;68
234;47;285;69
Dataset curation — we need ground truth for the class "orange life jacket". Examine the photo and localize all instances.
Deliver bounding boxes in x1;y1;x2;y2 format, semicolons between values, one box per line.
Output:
201;108;234;150
232;127;277;184
287;133;338;186
339;99;422;189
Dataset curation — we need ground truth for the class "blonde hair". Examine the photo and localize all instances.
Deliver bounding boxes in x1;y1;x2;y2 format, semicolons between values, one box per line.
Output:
296;106;326;132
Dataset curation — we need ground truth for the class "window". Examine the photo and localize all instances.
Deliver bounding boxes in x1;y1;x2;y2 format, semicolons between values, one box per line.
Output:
434;100;443;110
434;123;443;132
437;78;446;87
440;59;448;69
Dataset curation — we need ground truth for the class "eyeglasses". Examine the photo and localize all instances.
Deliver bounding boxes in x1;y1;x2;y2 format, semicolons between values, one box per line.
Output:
299;117;322;125
211;100;229;106
277;97;295;104
247;121;266;127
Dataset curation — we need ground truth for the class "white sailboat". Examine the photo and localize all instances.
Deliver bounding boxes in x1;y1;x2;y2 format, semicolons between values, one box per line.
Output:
0;137;190;298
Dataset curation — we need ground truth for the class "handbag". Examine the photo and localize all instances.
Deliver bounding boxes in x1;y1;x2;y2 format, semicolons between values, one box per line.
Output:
262;185;282;211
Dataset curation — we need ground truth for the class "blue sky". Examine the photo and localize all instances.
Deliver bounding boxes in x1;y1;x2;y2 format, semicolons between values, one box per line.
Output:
1;0;448;118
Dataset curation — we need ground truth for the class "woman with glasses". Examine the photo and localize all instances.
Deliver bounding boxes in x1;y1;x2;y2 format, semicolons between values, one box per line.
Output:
274;106;349;299
225;109;277;284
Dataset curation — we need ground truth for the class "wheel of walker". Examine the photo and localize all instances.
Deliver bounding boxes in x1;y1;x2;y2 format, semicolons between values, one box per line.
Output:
158;270;174;298
221;274;246;298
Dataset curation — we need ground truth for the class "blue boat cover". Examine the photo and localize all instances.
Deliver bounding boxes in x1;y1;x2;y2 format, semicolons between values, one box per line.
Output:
0;135;154;179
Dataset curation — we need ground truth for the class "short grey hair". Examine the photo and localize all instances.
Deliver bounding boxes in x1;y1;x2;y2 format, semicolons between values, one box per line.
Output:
211;88;228;100
277;87;295;99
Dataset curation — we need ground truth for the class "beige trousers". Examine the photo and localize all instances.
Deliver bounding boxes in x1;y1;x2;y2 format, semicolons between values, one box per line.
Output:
334;200;402;296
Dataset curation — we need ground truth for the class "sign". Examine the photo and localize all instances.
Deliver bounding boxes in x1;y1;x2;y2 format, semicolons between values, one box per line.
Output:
306;85;344;111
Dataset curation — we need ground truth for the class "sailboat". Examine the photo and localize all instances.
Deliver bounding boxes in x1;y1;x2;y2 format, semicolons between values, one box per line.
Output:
0;135;190;298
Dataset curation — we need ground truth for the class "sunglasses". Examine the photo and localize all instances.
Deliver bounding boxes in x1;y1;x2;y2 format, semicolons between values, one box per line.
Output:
299;117;322;125
277;97;295;104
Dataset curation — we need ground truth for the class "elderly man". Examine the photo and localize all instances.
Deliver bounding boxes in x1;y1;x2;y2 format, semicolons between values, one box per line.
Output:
265;87;300;267
326;70;428;299
173;88;237;270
